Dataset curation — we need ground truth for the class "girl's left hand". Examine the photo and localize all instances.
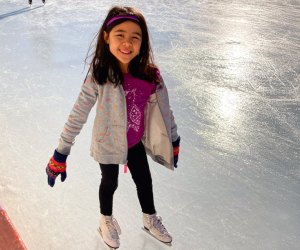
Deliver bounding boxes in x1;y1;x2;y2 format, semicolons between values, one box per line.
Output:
172;136;180;168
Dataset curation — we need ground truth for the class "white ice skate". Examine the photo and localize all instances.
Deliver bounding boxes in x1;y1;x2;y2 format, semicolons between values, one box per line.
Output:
142;213;172;245
98;214;121;249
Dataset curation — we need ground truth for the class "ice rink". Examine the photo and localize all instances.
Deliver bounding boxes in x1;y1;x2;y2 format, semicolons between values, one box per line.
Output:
0;0;299;249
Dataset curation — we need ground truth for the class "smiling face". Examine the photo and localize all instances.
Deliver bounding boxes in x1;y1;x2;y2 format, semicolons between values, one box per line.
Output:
104;21;142;73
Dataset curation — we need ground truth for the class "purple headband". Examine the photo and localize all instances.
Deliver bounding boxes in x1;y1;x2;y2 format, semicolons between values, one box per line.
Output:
106;14;139;27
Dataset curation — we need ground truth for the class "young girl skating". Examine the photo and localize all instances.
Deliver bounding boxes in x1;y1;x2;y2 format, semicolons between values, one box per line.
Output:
46;6;180;249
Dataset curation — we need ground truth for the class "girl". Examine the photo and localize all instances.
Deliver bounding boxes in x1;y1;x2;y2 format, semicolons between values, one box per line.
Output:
46;6;180;249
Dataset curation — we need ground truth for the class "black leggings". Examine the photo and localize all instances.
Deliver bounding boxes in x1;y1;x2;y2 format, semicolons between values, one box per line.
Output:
99;141;156;216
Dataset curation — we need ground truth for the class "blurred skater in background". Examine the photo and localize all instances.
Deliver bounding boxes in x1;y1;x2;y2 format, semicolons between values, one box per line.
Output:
29;0;45;6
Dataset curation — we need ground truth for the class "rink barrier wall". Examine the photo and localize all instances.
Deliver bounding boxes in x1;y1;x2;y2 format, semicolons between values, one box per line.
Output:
0;205;27;250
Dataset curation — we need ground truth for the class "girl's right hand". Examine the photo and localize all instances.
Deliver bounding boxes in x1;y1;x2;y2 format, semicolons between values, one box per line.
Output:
46;150;68;187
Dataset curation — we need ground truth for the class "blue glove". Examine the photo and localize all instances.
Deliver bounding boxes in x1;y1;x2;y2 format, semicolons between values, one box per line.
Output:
172;136;180;168
46;150;68;187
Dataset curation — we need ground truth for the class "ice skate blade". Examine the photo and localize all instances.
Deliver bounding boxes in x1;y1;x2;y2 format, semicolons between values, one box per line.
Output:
141;227;172;246
97;228;119;250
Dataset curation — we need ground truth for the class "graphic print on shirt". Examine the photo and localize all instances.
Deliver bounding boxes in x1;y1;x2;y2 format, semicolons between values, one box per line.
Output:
125;88;141;132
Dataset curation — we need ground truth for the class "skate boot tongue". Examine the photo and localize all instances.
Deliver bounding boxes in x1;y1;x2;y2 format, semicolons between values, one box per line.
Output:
152;216;168;234
143;213;173;243
112;218;121;235
99;215;121;248
105;217;121;238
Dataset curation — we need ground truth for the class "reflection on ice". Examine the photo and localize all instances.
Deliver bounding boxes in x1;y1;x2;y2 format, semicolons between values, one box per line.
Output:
218;89;240;120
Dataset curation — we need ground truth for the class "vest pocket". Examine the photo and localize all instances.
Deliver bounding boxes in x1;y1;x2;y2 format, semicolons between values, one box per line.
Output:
95;125;126;155
97;126;108;142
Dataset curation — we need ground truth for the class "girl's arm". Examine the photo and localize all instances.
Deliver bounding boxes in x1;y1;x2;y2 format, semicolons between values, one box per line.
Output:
169;104;179;142
57;73;99;155
157;76;179;142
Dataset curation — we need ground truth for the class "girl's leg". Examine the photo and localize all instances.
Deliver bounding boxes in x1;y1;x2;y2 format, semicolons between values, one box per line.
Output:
127;141;156;214
99;164;119;216
127;142;172;243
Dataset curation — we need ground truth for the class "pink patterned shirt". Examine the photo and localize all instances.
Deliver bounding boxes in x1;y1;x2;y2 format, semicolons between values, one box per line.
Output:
123;74;156;148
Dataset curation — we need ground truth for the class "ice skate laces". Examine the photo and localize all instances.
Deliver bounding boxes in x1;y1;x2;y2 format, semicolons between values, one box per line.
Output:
112;218;121;235
151;215;168;235
105;217;121;239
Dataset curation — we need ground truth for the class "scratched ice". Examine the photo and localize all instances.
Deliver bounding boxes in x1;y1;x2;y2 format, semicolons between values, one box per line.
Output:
0;0;299;249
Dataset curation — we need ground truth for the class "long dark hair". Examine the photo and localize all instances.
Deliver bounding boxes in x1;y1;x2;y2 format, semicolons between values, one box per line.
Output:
88;6;160;86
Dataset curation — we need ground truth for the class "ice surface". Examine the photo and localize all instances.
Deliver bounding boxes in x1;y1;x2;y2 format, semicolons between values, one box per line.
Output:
0;0;299;249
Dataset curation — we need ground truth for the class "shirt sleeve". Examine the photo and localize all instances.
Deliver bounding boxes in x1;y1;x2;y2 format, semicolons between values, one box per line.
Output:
57;72;98;155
